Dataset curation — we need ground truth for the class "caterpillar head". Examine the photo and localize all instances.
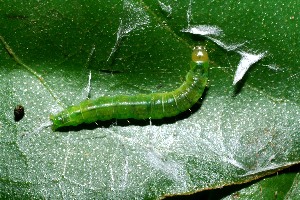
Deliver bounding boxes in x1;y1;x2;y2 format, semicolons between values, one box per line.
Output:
192;46;209;63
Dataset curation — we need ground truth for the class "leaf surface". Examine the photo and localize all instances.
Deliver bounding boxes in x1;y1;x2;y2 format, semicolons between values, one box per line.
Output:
0;0;299;199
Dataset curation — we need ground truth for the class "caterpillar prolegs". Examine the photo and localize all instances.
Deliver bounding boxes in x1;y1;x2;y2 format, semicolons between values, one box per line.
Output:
50;46;209;130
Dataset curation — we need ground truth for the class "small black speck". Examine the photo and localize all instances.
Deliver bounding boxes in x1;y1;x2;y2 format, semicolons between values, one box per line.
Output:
14;105;24;122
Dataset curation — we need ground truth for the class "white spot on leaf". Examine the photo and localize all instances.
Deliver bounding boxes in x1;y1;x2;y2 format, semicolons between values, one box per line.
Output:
158;1;172;17
233;51;266;85
182;25;223;36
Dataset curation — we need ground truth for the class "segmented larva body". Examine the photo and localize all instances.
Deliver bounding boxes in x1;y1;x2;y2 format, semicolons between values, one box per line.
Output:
50;46;209;130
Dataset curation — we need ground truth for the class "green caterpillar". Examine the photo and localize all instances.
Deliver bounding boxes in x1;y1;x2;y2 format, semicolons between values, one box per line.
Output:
50;46;209;130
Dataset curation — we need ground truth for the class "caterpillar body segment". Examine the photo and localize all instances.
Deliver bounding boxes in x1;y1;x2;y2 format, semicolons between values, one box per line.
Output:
50;46;209;130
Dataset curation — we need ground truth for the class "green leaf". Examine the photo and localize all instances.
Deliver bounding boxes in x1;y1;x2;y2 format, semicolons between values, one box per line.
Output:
166;166;300;199
220;170;300;200
0;0;299;199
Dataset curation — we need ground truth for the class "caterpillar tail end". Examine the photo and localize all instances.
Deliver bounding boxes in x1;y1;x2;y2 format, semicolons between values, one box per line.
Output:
50;114;63;131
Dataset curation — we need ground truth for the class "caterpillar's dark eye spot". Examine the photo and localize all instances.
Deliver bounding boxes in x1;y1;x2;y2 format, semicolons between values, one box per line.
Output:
14;105;25;122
